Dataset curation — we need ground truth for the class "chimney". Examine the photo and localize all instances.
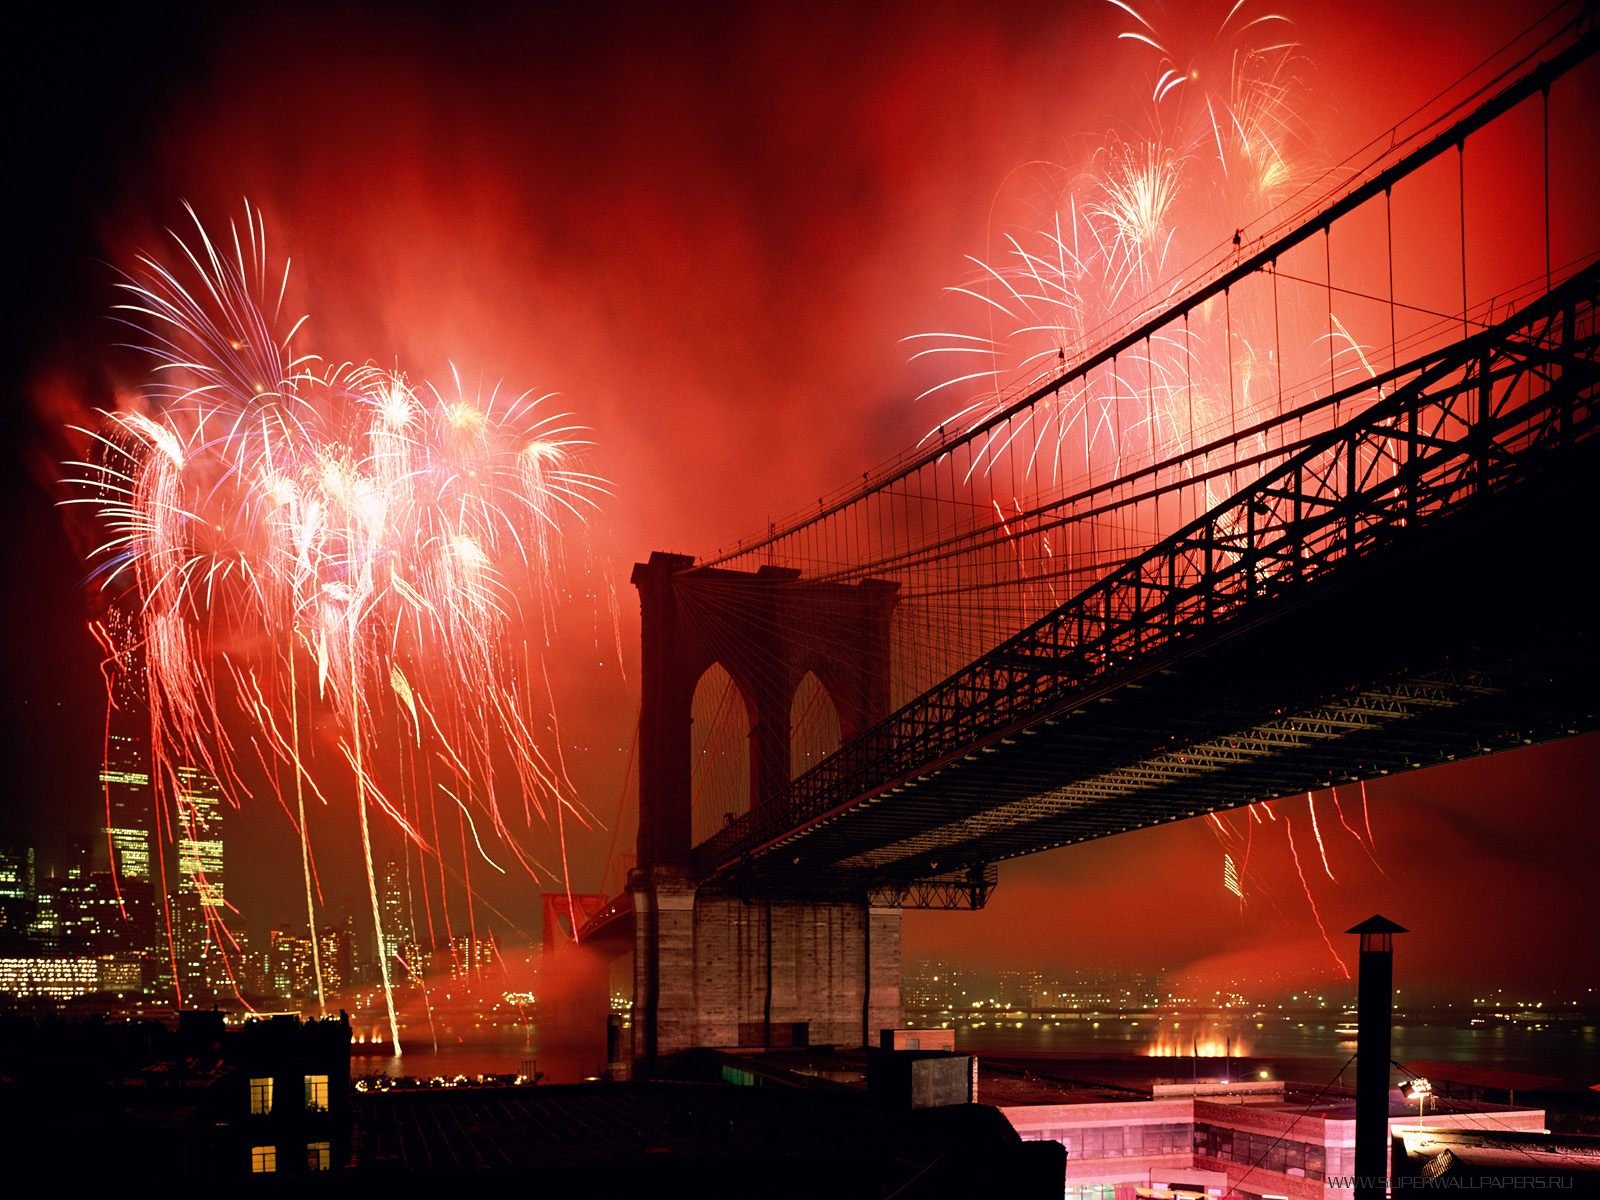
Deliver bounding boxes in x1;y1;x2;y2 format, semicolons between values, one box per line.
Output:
1348;914;1407;1200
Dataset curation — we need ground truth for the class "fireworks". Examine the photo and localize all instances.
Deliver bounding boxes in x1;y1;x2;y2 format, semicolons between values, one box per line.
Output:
910;2;1399;977
1144;1022;1249;1057
67;204;606;1048
1222;852;1243;899
1112;0;1301;211
912;0;1311;489
1206;789;1380;979
1283;812;1349;979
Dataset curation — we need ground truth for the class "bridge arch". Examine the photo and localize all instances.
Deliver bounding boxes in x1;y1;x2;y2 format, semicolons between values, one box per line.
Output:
632;551;898;869
689;660;756;845
789;669;842;781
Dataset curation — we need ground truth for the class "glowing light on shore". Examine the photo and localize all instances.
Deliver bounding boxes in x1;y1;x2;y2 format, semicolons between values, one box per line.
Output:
1144;1024;1251;1057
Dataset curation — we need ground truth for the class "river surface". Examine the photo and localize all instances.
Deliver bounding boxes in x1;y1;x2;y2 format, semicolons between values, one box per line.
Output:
942;1014;1599;1084
353;1014;1598;1086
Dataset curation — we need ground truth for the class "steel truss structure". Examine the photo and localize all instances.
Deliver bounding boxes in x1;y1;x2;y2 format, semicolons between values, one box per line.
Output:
697;263;1600;900
567;27;1600;931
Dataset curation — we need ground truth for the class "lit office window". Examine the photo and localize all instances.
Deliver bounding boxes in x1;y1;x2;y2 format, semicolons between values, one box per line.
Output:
305;1073;330;1112
249;1076;274;1115
250;1145;277;1174
307;1140;332;1171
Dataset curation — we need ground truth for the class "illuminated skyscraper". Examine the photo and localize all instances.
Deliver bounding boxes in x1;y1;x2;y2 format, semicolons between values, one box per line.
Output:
100;732;153;882
318;924;353;994
0;847;35;947
378;859;414;972
99;610;154;884
171;764;228;999
448;930;498;980
265;923;353;1001
268;926;317;999
175;765;225;909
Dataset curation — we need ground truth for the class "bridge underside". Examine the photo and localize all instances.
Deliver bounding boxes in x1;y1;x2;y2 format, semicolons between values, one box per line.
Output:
710;463;1596;895
598;42;1600;1071
692;274;1600;899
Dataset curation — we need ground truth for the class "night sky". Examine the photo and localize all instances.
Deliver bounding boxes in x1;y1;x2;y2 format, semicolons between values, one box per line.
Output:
4;0;1596;999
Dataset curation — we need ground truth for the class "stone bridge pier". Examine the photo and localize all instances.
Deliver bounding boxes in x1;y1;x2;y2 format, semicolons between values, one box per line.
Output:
629;552;902;1070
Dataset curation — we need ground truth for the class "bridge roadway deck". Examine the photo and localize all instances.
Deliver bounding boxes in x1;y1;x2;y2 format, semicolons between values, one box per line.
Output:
685;271;1600;902
712;462;1596;893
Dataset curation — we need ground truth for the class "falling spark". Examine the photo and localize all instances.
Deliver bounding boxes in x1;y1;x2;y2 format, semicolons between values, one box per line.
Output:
1284;812;1350;979
1306;791;1336;882
915;0;1308;487
1331;784;1389;878
1223;851;1243;899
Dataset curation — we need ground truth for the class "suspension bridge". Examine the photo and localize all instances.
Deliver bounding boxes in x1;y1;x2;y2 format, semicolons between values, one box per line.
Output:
572;20;1600;1071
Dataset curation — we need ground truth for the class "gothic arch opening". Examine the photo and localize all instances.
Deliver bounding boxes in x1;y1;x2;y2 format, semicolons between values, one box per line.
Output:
789;670;842;781
689;661;754;846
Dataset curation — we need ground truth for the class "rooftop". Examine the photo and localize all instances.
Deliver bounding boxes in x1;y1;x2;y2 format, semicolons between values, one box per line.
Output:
355;1079;1060;1195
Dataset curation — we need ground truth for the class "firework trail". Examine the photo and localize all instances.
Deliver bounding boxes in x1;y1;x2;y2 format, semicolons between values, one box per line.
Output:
66;203;607;1048
1222;851;1243;899
1305;790;1336;882
1330;784;1389;879
1283;812;1350;979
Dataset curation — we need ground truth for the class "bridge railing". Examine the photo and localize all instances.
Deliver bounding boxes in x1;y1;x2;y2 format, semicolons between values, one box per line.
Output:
695;261;1600;878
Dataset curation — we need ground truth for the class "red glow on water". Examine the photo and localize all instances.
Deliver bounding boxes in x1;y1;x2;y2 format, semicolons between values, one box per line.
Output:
1144;1023;1251;1058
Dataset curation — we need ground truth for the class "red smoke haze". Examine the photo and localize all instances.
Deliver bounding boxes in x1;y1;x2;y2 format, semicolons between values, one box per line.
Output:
19;0;1599;996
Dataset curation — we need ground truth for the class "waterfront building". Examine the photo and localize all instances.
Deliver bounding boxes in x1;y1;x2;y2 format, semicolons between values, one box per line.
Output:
0;955;102;998
992;1071;1547;1200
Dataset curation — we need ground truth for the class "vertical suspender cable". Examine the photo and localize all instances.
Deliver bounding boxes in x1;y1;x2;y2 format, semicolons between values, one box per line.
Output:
1325;227;1337;419
1459;141;1469;338
1542;84;1552;297
1386;188;1398;375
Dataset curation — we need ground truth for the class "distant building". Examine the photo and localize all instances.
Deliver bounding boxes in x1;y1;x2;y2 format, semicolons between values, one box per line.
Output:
448;930;498;980
992;1071;1548;1200
0;846;37;946
377;859;417;976
101;731;153;882
170;764;231;1000
50;839;114;945
262;922;354;1002
0;1009;352;1180
318;924;354;994
268;926;312;998
0;956;101;998
174;766;225;909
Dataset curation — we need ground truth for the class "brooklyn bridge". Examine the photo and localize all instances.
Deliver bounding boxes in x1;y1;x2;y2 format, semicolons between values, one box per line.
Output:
533;24;1600;1075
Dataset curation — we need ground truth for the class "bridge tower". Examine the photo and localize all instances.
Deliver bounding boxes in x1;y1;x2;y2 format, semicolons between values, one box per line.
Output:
629;551;902;1070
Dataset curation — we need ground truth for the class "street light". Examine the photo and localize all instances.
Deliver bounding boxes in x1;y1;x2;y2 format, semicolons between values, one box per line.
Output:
1399;1076;1433;1119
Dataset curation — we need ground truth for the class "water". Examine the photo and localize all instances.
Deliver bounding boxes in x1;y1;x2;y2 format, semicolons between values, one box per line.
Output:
940;1014;1600;1084
348;1013;1599;1086
351;1024;610;1084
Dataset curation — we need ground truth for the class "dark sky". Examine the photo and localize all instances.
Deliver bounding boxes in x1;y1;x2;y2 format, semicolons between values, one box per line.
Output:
4;0;1597;999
